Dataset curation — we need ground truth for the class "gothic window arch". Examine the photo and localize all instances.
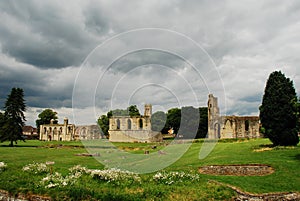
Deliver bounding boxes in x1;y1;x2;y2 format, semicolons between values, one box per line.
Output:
127;119;132;130
116;119;120;130
245;120;249;131
139;119;143;129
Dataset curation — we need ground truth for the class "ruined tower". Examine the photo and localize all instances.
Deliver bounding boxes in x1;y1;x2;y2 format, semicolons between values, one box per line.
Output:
144;104;152;117
208;94;221;139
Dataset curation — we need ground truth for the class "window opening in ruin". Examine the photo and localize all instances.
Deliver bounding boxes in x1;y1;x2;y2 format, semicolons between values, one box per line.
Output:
117;119;120;130
139;119;143;129
245;120;249;131
127;119;132;130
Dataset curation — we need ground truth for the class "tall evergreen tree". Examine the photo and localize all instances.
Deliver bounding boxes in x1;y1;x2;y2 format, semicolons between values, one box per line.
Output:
0;88;26;146
259;71;299;146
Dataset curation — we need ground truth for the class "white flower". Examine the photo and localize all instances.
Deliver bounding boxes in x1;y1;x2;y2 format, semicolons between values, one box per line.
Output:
22;162;50;174
0;162;7;172
153;171;200;185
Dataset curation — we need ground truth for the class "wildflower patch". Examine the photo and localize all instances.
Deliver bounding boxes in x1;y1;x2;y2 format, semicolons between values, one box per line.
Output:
22;162;50;174
153;171;200;185
90;168;141;185
40;171;82;188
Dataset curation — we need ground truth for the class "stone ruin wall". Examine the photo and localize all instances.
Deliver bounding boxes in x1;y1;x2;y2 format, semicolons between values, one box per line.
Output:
108;104;163;143
40;118;104;141
208;94;261;139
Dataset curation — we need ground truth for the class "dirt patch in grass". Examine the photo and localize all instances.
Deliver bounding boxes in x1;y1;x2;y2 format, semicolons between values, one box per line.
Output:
209;180;300;201
199;164;274;176
38;144;83;149
253;144;297;152
0;189;51;201
75;153;100;157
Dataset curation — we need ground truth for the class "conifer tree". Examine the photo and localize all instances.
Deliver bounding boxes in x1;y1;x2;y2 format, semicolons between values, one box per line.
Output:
0;88;26;146
259;71;299;146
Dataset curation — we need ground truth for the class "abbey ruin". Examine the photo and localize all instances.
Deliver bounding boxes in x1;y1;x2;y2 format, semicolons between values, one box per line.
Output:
39;95;261;142
208;94;261;139
39;118;103;141
108;104;163;142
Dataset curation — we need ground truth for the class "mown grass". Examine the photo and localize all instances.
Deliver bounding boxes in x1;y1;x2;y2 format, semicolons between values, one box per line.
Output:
0;138;299;200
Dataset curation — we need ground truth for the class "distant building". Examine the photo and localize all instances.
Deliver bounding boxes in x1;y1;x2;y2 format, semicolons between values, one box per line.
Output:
22;126;38;139
108;104;163;143
39;118;75;141
39;118;104;141
208;94;261;139
75;125;104;140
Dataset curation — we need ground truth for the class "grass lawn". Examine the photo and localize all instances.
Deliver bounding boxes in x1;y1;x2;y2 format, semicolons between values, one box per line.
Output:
0;138;299;200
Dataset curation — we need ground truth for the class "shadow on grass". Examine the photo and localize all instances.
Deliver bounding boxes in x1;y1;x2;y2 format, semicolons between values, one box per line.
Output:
293;154;300;162
257;144;275;148
0;144;38;148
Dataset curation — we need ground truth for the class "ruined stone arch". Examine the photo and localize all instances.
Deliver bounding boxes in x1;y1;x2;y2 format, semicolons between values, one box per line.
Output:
81;127;87;139
214;122;221;138
116;119;120;130
139;118;143;129
127;119;132;130
224;119;234;129
245;120;250;131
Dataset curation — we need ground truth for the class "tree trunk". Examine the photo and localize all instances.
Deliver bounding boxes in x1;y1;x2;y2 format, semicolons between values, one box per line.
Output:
9;140;13;147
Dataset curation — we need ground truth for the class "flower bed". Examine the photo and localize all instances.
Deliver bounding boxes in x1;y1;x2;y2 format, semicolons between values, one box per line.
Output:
153;171;200;185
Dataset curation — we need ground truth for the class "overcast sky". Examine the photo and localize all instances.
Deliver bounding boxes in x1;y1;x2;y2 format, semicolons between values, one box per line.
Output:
0;0;300;126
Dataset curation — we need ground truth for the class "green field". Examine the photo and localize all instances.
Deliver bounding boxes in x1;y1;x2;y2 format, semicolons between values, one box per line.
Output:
0;138;299;200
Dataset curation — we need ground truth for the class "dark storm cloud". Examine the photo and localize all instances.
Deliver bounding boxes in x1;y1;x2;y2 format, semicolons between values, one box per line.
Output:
1;0;300;125
0;1;110;68
0;53;77;110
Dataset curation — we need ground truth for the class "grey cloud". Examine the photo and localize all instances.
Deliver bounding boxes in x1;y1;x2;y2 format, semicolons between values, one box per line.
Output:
1;0;300;125
0;1;110;68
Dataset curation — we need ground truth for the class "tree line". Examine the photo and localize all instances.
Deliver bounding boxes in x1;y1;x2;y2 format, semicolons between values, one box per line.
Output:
97;105;208;139
0;70;299;146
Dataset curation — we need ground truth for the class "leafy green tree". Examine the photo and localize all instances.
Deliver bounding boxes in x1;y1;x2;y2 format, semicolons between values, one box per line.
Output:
110;105;141;117
0;88;26;146
197;107;208;138
165;108;181;134
128;105;140;117
111;109;128;116
259;71;299;146
151;111;167;132
179;106;200;139
97;114;109;137
36;109;58;134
